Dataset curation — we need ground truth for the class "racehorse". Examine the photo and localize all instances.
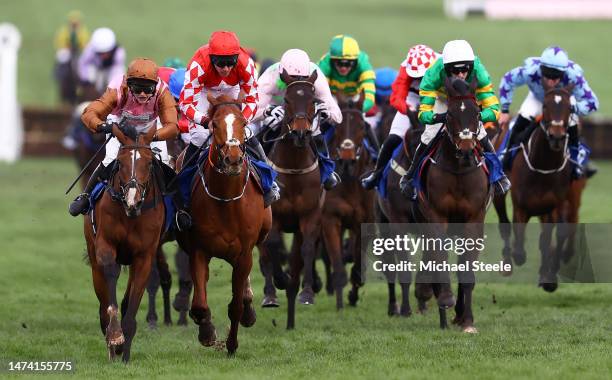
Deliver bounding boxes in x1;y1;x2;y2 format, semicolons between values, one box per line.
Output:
84;123;165;362
260;70;324;329
321;92;375;309
176;94;272;355
414;77;490;332
493;83;575;292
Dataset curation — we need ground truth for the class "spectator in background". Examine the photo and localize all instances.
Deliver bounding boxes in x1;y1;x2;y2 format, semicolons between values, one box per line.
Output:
54;10;90;104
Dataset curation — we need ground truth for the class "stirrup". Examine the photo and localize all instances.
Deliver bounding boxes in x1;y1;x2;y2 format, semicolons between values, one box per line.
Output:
69;193;90;216
323;172;340;191
264;182;281;208
175;210;192;232
360;170;381;190
494;176;511;195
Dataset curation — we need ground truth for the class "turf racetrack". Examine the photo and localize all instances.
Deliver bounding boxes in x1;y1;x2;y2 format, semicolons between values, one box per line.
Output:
1;158;611;378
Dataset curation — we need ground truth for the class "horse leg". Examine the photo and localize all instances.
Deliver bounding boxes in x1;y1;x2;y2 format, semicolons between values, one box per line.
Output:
452;283;465;325
322;217;347;310
226;254;253;355
265;226;289;290
432;284;448;330
512;208;530;266
102;262;123;357
173;247;192;326
348;228;366;307
157;248;173;326
298;213;321;305
286;234;303;330
120;253;154;363
145;256;160;329
387;283;400;316
494;193;513;275
539;213;558;292
397;250;412;317
240;276;257;328
320;241;334;296
189;250;216;346
258;247;279;308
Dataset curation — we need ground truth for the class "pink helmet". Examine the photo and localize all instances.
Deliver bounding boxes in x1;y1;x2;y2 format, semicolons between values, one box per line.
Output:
279;49;311;77
404;44;439;78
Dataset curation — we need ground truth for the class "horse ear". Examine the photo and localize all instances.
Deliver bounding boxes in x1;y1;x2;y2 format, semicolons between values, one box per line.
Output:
142;123;156;145
356;91;366;110
207;92;219;106
469;76;478;93
112;123;129;145
444;76;456;96
565;83;575;94
280;69;292;85
308;69;318;84
542;77;553;92
334;91;346;107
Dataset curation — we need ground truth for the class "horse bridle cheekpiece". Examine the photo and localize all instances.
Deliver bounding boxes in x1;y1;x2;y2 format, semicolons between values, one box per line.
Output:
446;94;480;151
208;102;247;175
113;143;153;213
284;80;316;129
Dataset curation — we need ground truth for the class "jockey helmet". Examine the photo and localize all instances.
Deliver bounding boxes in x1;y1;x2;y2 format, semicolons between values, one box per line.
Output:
91;28;116;54
329;34;360;60
126;58;158;84
169;68;186;100
162;57;185;69
374;67;398;97
442;40;475;76
280;49;311;77
405;44;439;78
209;30;240;56
540;46;569;72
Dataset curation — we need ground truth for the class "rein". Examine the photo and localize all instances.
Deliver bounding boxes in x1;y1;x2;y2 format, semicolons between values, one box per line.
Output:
520;121;569;174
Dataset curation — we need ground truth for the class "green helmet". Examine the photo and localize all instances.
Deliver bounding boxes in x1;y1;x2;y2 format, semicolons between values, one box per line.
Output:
162;57;185;69
329;34;360;60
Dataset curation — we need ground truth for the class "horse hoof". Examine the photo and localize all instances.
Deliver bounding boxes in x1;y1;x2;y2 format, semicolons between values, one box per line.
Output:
400;304;412;317
513;251;527;266
173;295;190;312
164;318;173;326
462;325;478;334
106;333;125;347
312;275;323;294
417;300;428;314
273;272;289;290
437;292;455;309
347;289;358;307
298;288;315;305
451;316;463;325
261;295;280;308
177;316;188;326
198;322;217;347
388;302;400;316
539;282;558;293
240;305;257;328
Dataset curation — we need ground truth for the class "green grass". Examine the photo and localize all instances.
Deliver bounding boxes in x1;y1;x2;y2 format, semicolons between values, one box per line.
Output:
1;158;612;379
4;0;612;116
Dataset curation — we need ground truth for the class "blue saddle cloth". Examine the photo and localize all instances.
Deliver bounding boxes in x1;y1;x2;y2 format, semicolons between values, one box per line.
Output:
376;143;405;199
177;148;278;205
87;182;174;234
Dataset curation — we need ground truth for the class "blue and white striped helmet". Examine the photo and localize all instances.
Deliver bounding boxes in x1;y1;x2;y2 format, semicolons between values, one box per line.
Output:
540;46;569;72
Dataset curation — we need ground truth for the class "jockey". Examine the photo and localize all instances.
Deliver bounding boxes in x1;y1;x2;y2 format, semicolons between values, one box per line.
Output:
364;67;398;130
77;27;126;94
68;58;192;231
400;40;511;199
361;45;438;190
499;46;599;177
179;30;279;206
158;66;191;145
250;48;343;190
162;57;185;70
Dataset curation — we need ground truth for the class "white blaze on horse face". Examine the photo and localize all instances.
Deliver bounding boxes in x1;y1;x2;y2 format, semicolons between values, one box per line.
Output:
460;102;466;112
223;113;240;147
554;95;562;104
126;150;140;207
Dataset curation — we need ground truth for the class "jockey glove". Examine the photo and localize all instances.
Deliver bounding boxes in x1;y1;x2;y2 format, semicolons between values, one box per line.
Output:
315;102;330;123
97;122;114;134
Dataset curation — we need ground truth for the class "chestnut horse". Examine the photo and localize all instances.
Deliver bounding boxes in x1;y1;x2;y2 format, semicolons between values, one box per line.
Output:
260;70;324;329
321;92;375;309
84;123;164;362
414;77;490;333
494;83;575;292
176;94;272;355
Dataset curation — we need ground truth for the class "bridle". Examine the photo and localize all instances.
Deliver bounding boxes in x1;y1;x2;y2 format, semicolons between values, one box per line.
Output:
445;94;480;154
282;80;317;132
109;143;154;214
333;107;365;162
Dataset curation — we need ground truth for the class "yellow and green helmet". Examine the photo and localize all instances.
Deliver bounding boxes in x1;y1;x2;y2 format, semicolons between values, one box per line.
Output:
329;34;360;60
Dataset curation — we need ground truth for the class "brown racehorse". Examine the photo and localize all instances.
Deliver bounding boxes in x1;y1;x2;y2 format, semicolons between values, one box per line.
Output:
321;92;375;309
176;94;272;355
84;123;164;362
260;70;324;329
414;77;490;333
494;83;575;292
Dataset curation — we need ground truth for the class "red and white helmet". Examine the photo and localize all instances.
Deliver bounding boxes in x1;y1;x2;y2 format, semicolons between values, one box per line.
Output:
404;44;439;78
279;49;311;77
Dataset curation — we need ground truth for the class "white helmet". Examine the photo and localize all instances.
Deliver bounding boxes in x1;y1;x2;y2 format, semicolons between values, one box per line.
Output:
279;49;311;77
442;40;475;64
91;27;116;54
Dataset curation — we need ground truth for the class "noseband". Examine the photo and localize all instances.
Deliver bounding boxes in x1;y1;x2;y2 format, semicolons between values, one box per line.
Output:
110;144;154;211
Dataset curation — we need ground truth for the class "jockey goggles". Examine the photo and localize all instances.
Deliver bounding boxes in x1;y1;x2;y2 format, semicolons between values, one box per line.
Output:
211;54;239;68
446;62;472;75
333;59;356;68
127;79;156;95
541;65;564;80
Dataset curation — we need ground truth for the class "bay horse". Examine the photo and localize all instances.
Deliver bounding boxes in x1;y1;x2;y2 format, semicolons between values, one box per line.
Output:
321;92;375;309
176;94;272;355
414;77;490;333
84;123;165;362
259;70;324;329
493;83;575;292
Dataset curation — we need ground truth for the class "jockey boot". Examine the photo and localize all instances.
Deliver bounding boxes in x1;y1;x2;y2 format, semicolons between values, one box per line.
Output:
568;124;596;179
399;140;431;200
160;162;192;231
480;135;511;195
502;114;531;172
313;134;341;190
360;134;402;190
182;143;200;168
364;122;381;152
68;163;112;216
246;137;280;207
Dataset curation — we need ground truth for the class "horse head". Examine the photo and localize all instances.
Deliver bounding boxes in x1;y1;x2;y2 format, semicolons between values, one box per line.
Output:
541;82;574;152
207;93;247;176
331;91;367;177
113;121;156;217
444;76;480;161
281;69;318;147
